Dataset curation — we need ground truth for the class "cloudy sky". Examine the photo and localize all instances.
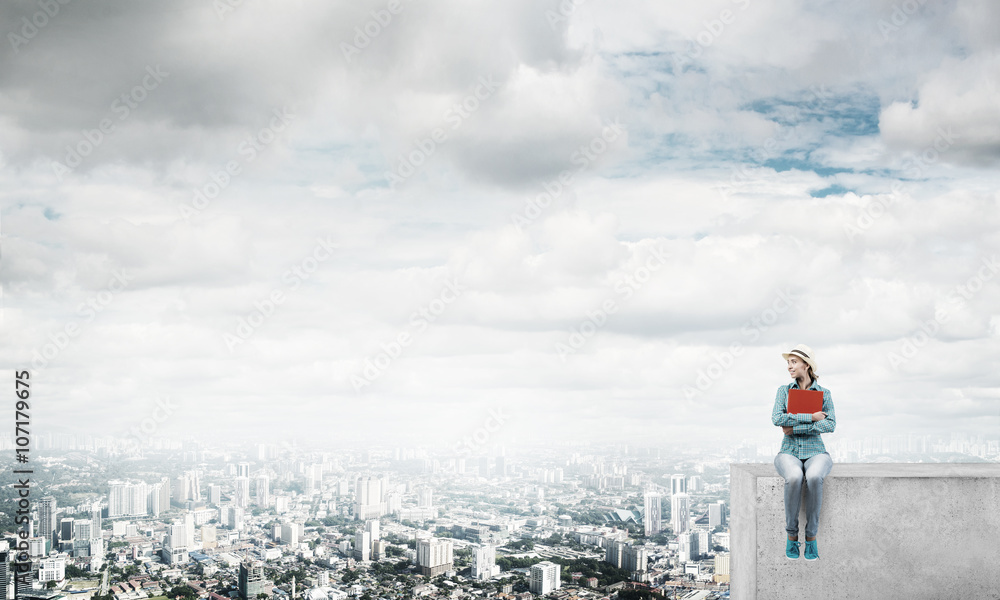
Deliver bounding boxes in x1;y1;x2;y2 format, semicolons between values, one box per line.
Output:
2;0;998;450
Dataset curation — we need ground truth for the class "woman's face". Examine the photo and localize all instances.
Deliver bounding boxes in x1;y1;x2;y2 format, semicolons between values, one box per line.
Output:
787;356;810;381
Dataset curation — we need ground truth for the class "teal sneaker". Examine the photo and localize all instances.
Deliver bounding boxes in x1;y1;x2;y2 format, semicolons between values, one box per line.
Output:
785;538;800;560
804;539;819;560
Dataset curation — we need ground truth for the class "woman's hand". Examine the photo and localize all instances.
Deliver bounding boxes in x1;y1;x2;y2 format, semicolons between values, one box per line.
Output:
782;426;793;436
811;411;827;422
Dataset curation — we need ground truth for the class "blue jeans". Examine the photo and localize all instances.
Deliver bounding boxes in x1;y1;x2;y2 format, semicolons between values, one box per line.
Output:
774;452;832;539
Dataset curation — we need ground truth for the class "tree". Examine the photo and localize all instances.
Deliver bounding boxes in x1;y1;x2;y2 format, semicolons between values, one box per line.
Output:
341;569;359;584
47;581;57;589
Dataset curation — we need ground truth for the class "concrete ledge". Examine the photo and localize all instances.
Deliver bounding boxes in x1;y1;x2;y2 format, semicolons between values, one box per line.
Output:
730;462;1000;600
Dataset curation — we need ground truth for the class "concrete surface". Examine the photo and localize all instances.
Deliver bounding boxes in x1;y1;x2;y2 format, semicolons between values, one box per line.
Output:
730;462;1000;600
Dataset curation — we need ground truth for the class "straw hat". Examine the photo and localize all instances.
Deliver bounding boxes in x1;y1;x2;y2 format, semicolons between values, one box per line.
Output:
782;344;818;376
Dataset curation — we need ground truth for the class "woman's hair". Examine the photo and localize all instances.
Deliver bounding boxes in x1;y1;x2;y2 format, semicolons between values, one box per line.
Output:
807;364;818;380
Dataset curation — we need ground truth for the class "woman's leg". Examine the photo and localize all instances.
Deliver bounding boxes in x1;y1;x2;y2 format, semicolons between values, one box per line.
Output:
774;453;805;539
803;452;833;539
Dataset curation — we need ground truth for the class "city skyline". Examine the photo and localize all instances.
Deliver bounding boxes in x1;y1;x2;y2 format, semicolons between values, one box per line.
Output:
2;0;998;446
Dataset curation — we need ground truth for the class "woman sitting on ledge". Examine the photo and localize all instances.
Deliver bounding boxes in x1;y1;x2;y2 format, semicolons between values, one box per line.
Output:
771;343;836;561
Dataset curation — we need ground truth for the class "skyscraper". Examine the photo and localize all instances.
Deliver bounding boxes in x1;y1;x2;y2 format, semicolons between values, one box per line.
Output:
671;493;690;534
670;474;687;497
238;560;265;600
643;492;662;536
0;550;8;600
354;530;371;561
209;484;222;505
38;497;57;544
255;476;270;507
678;530;699;563
109;481;148;517
354;476;384;520
235;477;251;508
417;538;453;577
604;539;624;568
709;501;726;529
90;501;102;538
623;544;648;574
529;561;561;595
470;544;496;580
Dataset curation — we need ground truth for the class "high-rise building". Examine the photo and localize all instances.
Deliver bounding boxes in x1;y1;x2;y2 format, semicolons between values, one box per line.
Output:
59;518;75;544
73;520;92;543
604;539;624;568
365;520;380;542
643;492;662;536
0;550;8;600
687;475;702;493
714;553;730;576
418;488;433;508
184;512;196;549
172;475;190;505
678;530;699;563
209;484;222;505
470;544;496;580
354;530;371;562
109;481;149;517
623;544;648;574
237;462;251;478
238;560;265;600
254;476;270;507
671;493;690;534
354;476;385;520
90;501;102;538
697;529;712;556
670;474;687;497
39;497;58;544
709;501;726;529
417;538;453;577
280;522;299;546
221;505;245;531
235;477;251;508
529;561;561;595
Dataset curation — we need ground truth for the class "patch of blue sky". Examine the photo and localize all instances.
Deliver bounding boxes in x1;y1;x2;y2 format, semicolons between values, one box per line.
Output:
745;88;881;137
810;184;853;198
763;155;852;177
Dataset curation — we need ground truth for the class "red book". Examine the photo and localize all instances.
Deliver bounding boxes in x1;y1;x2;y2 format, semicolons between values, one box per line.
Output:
788;389;823;414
